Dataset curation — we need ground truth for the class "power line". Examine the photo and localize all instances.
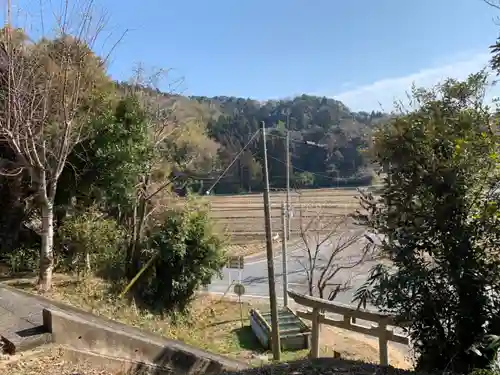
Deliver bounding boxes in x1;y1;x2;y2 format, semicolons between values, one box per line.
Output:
267;155;339;181
205;129;261;194
266;132;328;149
204;128;334;194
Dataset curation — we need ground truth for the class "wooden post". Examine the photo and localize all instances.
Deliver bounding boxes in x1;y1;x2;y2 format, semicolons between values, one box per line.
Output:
378;322;389;366
287;289;406;368
285;128;291;241
261;121;281;360
281;202;288;307
310;307;321;358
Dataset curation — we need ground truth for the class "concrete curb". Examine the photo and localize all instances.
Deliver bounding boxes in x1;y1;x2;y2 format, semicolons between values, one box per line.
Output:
240;236;309;264
61;346;173;375
242;251;267;263
42;307;247;374
0;285;249;374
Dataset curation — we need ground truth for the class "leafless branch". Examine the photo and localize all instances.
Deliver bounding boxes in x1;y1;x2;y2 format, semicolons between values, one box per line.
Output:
485;0;500;10
0;0;124;290
296;199;376;300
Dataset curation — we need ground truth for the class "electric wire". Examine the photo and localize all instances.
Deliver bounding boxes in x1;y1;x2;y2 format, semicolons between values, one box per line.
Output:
205;129;261;194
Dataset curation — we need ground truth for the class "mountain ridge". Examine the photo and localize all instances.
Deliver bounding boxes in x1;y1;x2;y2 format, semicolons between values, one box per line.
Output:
116;81;389;192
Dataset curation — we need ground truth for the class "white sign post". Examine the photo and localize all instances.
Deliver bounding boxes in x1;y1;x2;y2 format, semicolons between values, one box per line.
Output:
227;255;244;288
233;283;246;327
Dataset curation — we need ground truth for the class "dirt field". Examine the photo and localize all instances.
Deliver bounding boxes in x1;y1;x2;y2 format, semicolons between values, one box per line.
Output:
202;187;373;256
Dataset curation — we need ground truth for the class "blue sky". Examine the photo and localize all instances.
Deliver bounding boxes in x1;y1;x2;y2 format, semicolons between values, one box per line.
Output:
6;0;500;111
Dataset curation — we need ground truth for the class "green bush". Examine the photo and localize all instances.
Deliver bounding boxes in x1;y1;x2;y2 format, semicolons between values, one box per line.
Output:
469;369;500;375
353;73;500;372
58;208;124;276
470;335;500;375
4;247;39;274
294;171;315;188
136;204;226;312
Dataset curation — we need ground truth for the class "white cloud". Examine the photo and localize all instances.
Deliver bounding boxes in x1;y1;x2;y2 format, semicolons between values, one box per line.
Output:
331;52;497;112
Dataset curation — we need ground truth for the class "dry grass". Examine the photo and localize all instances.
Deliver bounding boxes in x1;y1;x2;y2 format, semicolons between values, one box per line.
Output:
224;238;297;258
225;241;270;258
203;187;368;256
0;346;118;375
7;275;411;369
156;187;371;257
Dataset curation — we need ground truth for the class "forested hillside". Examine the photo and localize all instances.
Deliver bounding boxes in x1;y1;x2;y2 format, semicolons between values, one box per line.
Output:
1;71;387;265
196;95;388;193
116;84;389;194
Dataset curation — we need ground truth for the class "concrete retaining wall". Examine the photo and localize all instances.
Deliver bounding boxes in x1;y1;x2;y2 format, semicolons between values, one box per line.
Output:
42;308;246;375
62;347;174;375
249;313;269;349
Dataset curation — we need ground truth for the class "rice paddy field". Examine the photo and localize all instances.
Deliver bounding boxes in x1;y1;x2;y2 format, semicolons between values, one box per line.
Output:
202;187;377;256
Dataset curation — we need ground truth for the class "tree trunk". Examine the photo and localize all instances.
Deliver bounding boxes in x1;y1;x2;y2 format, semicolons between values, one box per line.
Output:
318;287;324;300
132;194;147;268
126;196;147;280
126;176;149;280
308;279;314;296
37;200;54;291
125;203;138;279
85;250;91;274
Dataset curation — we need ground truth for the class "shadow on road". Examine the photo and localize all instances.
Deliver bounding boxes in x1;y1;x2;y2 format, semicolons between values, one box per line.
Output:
242;268;306;285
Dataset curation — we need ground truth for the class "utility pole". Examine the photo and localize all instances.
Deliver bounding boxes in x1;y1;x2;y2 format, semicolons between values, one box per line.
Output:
281;202;288;307
285;122;291;241
6;0;11;27
261;121;281;360
284;113;291;309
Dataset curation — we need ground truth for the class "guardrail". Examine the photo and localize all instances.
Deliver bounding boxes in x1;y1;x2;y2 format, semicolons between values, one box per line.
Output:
287;290;408;366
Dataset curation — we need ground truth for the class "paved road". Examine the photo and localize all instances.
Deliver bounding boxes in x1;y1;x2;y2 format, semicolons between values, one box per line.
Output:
208;229;378;307
208;232;409;350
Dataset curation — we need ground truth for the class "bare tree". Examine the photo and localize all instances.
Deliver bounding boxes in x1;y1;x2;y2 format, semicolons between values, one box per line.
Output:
0;0;118;290
121;66;217;279
294;202;375;300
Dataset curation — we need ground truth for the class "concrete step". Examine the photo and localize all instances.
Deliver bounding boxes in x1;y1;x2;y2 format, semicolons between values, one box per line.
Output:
0;306;52;354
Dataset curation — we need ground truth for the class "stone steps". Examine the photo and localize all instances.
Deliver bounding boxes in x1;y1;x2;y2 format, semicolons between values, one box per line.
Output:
0;306;52;354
